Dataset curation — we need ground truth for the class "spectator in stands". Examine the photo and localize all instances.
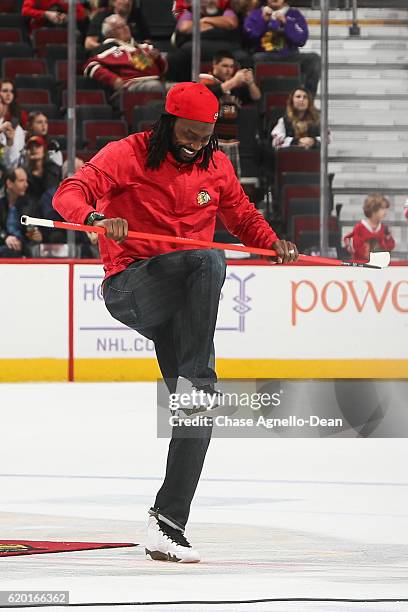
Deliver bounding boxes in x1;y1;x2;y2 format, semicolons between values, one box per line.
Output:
84;14;167;93
62;157;85;178
168;0;241;82
205;50;261;103
27;111;48;138
0;167;42;258
21;0;88;32
271;87;320;149
85;0;150;51
0;98;26;171
39;157;85;232
26;111;48;139
39;156;99;255
23;135;61;206
87;0;107;19
344;193;395;262
26;111;63;167
243;0;321;96
230;0;261;48
200;50;261;175
0;81;28;130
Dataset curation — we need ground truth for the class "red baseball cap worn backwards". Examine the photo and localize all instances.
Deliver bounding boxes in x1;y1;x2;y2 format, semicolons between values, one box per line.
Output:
27;135;47;148
165;82;219;124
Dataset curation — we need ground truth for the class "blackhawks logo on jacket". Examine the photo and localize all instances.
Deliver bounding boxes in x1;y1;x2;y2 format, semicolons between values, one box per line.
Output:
197;191;211;206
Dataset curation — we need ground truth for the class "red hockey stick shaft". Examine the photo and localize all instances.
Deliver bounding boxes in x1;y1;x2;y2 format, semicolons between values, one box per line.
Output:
20;216;388;268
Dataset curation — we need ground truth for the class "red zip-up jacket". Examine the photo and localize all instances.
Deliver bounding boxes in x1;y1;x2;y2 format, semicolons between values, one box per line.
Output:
52;132;278;280
22;0;87;31
344;219;395;261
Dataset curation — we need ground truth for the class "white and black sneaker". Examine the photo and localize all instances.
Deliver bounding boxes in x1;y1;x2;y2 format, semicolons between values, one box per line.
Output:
145;514;200;563
171;377;237;420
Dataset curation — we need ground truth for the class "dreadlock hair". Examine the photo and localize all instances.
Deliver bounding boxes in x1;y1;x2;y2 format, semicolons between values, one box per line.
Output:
146;113;218;171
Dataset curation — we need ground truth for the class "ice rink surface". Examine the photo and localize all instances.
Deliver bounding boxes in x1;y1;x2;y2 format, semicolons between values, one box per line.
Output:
1;382;408;612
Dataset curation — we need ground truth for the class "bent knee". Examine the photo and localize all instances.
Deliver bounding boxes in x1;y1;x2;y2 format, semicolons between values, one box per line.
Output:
197;248;226;273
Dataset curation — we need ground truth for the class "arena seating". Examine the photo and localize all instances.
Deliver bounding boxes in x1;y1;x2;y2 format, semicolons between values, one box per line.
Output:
62;90;107;107
237;106;261;178
54;60;84;82
0;29;22;42
120;91;164;127
82;120;128;150
18;89;51;105
13;74;58;104
0;0;16;11
20;103;61;119
0;13;26;29
282;185;321;221
260;76;301;95
132;102;165;133
3;57;46;79
277;149;320;183
255;62;300;84
290;214;339;247
4;0;384;258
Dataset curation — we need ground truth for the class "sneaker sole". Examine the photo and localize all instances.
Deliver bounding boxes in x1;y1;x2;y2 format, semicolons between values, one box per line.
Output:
145;548;200;563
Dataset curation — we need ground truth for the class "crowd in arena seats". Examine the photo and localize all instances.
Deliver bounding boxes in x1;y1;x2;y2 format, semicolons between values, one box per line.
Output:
0;0;396;262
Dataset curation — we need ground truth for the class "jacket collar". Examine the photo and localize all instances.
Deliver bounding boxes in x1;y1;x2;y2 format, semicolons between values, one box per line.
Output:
103;37;136;51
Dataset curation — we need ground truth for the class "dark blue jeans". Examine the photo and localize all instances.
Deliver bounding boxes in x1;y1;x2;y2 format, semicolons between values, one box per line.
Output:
103;249;227;530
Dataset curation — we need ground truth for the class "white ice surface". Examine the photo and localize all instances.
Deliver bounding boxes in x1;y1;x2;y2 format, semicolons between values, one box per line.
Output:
1;382;407;611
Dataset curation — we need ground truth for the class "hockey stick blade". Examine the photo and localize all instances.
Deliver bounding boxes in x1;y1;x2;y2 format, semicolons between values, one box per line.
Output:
342;251;391;269
367;251;391;269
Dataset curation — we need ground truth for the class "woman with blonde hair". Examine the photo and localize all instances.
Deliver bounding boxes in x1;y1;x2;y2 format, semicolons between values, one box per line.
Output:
271;86;320;149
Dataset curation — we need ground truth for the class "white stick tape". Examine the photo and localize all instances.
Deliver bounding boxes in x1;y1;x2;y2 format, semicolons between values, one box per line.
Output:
21;215;55;228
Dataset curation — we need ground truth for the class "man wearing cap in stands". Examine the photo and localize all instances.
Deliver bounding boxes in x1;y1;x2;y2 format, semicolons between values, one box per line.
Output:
53;82;298;563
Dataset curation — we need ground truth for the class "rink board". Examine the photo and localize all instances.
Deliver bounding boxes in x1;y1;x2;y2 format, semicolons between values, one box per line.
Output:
1;261;407;381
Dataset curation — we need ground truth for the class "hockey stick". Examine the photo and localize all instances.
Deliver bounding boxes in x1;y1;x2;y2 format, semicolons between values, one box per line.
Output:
20;215;390;269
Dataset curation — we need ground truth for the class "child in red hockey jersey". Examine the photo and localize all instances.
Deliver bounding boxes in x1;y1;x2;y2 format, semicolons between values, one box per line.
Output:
344;193;395;261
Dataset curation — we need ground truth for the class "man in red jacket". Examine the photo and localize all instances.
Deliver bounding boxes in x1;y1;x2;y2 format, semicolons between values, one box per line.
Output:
53;82;298;563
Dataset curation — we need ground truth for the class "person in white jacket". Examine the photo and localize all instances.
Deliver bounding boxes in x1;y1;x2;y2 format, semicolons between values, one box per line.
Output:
271;87;321;149
0;98;26;170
